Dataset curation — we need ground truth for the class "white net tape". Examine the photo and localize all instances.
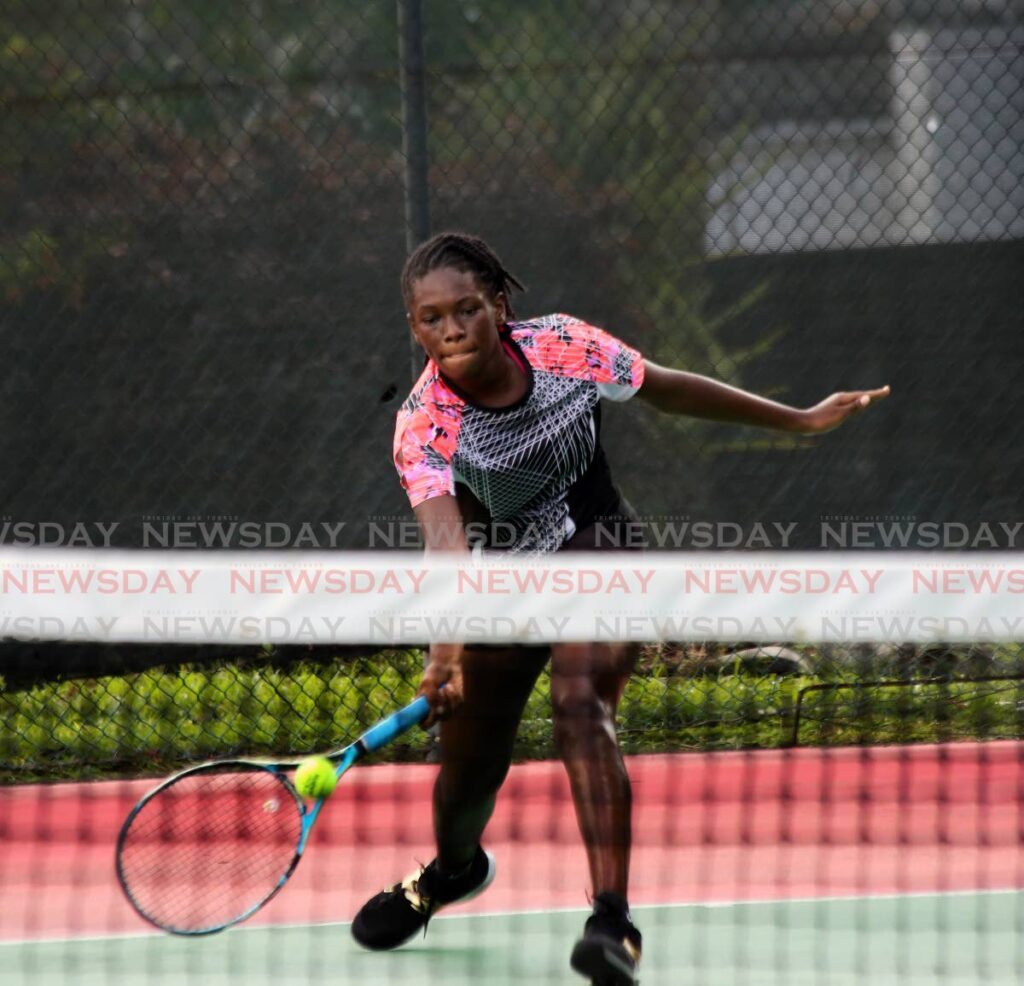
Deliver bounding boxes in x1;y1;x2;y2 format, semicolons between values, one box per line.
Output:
1;550;1021;645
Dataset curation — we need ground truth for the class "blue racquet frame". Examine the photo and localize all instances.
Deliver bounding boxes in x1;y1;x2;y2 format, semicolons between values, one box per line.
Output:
294;693;431;852
116;694;431;935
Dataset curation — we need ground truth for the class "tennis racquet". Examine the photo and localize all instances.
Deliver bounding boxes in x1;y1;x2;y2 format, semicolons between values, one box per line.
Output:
115;694;430;935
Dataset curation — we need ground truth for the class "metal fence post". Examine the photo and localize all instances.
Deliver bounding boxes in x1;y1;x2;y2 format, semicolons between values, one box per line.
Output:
397;0;439;758
396;0;432;385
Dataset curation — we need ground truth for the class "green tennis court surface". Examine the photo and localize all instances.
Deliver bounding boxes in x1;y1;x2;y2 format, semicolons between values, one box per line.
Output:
4;893;1020;985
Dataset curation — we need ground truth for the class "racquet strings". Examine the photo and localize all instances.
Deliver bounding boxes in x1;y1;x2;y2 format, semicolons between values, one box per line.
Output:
117;765;303;933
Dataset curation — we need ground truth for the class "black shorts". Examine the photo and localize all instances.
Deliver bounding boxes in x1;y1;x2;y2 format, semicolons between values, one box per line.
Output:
463;503;643;653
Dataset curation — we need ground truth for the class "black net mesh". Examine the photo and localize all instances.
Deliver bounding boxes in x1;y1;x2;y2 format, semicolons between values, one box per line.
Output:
2;0;1021;548
2;1;1023;982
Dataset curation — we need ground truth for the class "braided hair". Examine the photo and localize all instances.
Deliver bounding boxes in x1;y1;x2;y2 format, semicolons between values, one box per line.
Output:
401;231;526;319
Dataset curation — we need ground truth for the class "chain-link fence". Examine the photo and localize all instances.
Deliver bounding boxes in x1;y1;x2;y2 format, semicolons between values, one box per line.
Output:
3;0;1022;550
4;642;1024;780
2;2;1023;775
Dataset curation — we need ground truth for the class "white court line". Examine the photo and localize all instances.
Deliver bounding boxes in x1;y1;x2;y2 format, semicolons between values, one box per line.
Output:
1;887;1019;948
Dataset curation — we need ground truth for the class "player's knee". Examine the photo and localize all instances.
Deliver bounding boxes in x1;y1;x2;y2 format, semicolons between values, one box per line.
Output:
550;680;615;755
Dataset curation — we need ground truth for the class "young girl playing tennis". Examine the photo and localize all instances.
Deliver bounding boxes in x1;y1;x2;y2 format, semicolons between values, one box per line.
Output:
351;232;889;985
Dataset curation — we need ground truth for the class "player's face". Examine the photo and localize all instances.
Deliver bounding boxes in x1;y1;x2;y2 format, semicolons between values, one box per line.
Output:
407;267;507;382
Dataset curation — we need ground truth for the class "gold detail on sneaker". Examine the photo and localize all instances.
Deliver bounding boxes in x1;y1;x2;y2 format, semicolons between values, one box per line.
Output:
398;870;432;915
623;937;642;964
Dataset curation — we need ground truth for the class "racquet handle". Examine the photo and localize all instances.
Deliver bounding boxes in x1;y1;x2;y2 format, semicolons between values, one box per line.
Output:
358;694;431;753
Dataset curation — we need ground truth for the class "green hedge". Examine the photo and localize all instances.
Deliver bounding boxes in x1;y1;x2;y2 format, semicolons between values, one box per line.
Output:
3;651;1024;782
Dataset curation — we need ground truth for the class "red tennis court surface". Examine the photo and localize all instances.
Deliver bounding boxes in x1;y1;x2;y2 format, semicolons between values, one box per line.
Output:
2;741;1021;941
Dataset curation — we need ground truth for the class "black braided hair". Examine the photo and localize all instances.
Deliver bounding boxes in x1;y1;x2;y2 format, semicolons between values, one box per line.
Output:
401;231;526;319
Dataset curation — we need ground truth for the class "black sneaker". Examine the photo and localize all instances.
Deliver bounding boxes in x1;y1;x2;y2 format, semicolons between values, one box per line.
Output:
570;892;643;985
350;846;496;950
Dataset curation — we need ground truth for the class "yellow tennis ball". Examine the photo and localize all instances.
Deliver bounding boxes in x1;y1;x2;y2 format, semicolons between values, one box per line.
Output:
294;756;337;799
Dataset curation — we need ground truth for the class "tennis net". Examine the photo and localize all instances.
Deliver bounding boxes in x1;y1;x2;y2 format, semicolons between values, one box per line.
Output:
2;550;1023;984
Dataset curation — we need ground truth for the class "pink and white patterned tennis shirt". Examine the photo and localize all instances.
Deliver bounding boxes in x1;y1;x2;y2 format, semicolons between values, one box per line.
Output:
393;314;645;553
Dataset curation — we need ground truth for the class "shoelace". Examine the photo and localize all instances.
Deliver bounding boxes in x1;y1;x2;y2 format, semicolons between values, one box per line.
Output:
381;855;477;920
366;863;434;916
401;872;434;915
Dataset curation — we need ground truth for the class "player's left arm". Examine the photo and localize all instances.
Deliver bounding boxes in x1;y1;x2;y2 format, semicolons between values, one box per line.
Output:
637;360;890;435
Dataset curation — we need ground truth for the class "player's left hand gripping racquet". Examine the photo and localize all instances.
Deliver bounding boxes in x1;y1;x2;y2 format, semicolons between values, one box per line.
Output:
115;694;430;935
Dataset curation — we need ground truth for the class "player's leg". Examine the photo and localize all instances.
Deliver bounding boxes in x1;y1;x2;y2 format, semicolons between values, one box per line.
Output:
550;639;643;984
550;640;637;896
433;644;549;871
351;644;548;950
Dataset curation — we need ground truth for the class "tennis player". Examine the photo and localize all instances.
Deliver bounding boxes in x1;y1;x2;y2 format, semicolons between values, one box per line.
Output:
351;232;889;984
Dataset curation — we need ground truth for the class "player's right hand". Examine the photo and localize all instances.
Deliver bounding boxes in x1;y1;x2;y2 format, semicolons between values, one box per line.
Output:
419;643;464;726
